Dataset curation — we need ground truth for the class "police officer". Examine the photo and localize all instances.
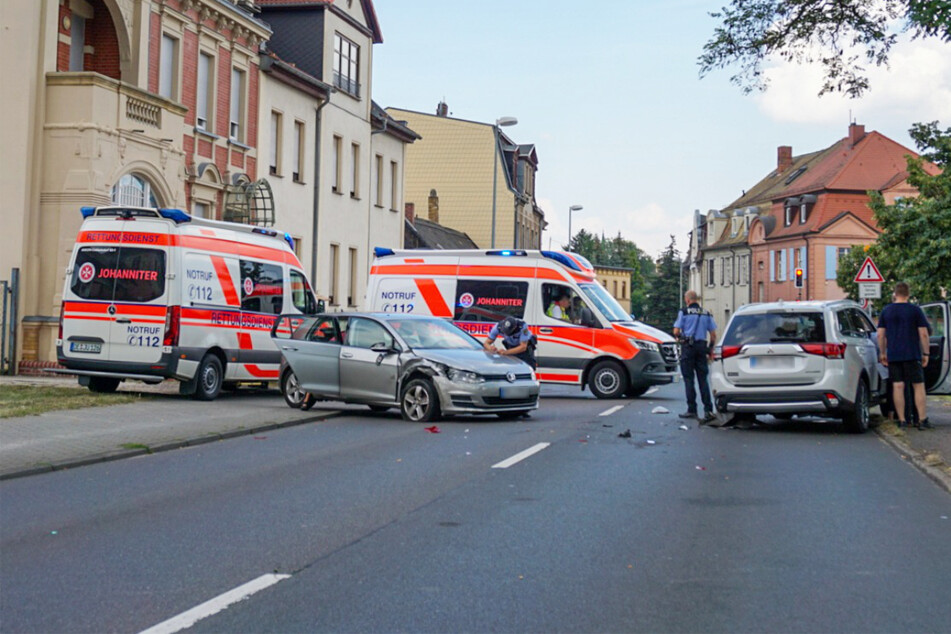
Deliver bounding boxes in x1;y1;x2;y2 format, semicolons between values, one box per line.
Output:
673;290;717;424
483;316;537;369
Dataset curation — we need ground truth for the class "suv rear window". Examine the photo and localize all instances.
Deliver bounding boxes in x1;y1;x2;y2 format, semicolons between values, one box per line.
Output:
723;312;826;346
70;246;166;303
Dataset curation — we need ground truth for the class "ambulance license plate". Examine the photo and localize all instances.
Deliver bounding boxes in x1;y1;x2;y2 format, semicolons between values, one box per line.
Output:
70;341;102;354
500;386;530;399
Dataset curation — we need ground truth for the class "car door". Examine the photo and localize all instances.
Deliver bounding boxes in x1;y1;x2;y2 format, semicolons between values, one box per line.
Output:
921;302;951;394
275;316;341;396
845;308;883;396
339;317;400;402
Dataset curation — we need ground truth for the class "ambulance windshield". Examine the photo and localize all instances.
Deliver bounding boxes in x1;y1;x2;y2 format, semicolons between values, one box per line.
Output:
579;283;629;322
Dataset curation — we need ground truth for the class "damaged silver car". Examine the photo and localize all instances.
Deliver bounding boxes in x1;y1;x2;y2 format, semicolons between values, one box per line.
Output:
270;313;540;421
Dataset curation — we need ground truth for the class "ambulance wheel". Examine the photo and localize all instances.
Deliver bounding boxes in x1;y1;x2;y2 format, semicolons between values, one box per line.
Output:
193;354;223;401
624;385;649;398
400;378;441;422
87;377;120;393
281;369;306;409
589;360;626;399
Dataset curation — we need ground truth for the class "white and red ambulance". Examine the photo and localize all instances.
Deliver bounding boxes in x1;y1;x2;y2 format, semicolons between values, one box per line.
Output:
56;206;320;399
366;248;679;398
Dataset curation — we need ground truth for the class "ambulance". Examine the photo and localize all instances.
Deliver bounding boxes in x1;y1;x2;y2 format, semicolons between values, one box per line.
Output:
366;248;679;398
56;206;321;399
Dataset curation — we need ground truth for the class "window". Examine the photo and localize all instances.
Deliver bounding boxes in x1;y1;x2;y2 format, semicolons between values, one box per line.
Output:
454;280;528;322
69;14;86;71
159;34;178;99
390;161;398;211
290;270;317;314
196;52;212;130
269;111;282;175
71;246;166;303
800;203;808;223
706;258;715;286
333;33;360;97
193;201;209;218
784;205;794;226
351;142;360;198
375;154;384;206
111;174;158;207
621;281;627;298
332;135;342;193
304;317;340;344
293;120;304;182
723;312;826;346
346;318;393;350
230;68;245;141
240;260;283;315
329;244;339;305
724;257;732;286
777;250;787;281
825;246;850;280
348;247;357;307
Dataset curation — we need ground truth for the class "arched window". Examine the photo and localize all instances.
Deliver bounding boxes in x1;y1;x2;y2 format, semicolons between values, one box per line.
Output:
111;173;158;207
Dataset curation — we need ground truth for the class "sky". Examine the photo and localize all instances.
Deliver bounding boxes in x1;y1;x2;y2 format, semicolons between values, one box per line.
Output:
369;0;951;259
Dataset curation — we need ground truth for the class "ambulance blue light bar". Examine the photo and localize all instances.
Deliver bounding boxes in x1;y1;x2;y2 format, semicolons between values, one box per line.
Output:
252;227;278;237
284;233;295;252
80;206;96;218
541;250;582;271
374;247;395;258
158;208;192;224
486;249;527;256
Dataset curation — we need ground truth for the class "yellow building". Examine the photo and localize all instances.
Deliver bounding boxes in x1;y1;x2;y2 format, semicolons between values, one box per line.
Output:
595;265;633;313
386;105;546;249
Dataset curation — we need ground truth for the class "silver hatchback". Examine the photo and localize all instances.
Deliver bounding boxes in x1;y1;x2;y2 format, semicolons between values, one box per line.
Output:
271;313;540;422
710;300;886;433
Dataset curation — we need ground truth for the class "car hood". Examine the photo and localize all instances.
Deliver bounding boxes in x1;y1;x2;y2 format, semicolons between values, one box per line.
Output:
412;348;532;373
612;321;675;343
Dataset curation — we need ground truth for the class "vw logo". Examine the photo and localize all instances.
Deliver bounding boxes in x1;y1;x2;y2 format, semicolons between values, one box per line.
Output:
506;372;516;383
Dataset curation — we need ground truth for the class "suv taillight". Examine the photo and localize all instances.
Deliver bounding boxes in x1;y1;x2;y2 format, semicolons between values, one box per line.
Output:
163;306;180;347
800;342;846;359
715;345;741;360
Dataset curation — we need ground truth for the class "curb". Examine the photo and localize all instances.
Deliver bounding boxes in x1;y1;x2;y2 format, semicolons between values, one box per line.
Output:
874;425;951;495
0;411;341;482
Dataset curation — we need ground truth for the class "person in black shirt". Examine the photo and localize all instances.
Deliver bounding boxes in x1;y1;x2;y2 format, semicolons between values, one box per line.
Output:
877;281;931;429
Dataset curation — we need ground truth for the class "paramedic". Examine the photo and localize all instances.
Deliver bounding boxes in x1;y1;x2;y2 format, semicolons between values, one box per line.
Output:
546;291;571;321
483;317;537;369
673;290;717;424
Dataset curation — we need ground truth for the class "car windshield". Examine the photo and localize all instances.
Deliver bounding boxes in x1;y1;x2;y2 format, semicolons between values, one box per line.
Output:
579;283;627;321
390;318;482;350
723;312;826;346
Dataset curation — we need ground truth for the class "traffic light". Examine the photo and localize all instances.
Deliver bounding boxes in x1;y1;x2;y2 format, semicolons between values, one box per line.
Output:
794;268;804;288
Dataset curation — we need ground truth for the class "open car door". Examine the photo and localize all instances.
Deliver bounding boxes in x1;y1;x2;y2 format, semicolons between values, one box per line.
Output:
922;301;951;394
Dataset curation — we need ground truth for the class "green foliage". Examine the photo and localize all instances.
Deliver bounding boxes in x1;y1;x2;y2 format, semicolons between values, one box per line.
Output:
699;0;950;97
835;122;951;304
567;230;655;314
646;236;684;332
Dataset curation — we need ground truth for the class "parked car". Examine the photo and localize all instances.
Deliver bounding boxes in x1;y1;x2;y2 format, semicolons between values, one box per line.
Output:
270;313;540;422
710;300;889;433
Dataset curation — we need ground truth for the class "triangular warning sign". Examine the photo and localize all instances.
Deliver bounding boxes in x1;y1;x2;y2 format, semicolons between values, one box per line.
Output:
854;256;884;283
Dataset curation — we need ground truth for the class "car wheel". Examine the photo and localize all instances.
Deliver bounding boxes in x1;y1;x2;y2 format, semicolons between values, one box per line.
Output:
192;354;223;401
400;378;441;422
843;379;870;434
588;360;626;399
87;377;120;393
368;405;391;413
281;369;306;409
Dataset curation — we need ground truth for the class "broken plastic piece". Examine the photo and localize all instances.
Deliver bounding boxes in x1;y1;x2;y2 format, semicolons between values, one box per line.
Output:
651;406;670;414
679;425;689;431
424;425;440;433
646;440;656;445
618;429;632;438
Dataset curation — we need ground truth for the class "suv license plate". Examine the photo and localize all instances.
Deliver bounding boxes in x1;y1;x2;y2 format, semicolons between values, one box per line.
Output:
750;356;792;369
500;386;530;399
70;341;102;354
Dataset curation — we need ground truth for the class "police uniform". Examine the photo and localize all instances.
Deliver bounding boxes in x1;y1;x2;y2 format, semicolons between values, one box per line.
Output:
673;303;717;418
486;318;537;368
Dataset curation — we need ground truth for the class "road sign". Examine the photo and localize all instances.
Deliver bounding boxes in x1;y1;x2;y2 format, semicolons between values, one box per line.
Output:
859;282;881;299
854;256;884;283
860;298;871;311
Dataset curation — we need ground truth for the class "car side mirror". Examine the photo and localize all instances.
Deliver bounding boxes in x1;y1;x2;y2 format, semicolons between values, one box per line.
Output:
370;342;392;353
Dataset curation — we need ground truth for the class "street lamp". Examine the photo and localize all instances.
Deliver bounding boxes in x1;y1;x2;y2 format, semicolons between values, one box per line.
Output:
491;116;518;248
568;204;583;251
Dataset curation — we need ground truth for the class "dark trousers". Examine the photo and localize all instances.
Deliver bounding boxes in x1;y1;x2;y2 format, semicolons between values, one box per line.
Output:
681;342;713;414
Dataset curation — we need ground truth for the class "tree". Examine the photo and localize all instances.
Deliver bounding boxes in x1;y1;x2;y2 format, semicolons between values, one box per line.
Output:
699;0;951;97
836;121;951;304
647;236;683;332
567;230;656;314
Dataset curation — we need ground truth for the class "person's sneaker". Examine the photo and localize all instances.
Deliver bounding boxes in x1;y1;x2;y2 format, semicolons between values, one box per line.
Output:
920;418;933;429
678;411;698;419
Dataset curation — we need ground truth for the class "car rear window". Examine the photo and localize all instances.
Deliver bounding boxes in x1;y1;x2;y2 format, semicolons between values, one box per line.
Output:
70;246;166;303
722;312;826;346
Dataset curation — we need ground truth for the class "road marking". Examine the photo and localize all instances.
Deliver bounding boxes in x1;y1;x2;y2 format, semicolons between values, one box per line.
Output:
492;442;551;469
138;573;290;634
599;405;624;417
645;386;659;395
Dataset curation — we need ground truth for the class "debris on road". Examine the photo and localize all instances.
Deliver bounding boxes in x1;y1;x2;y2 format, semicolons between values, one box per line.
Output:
646;440;656;445
696;465;707;471
651;406;670;414
679;425;689;431
424;426;440;433
618;429;632;438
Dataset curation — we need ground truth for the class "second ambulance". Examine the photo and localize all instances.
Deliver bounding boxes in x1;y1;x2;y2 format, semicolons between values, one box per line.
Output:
367;248;679;398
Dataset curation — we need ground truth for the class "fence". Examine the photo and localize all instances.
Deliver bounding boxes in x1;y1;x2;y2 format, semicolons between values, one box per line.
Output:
1;268;19;375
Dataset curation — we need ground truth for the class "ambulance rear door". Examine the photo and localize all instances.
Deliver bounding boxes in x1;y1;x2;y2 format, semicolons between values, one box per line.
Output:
369;254;459;318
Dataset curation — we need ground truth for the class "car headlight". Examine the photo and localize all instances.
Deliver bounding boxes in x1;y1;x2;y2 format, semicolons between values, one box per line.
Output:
447;368;484;384
629;338;659;353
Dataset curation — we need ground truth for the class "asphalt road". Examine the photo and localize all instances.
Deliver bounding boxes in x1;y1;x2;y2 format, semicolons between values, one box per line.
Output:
2;383;950;633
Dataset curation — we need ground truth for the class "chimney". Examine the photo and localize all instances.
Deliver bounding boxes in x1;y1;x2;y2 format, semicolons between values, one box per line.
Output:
849;122;866;148
436;101;448;117
777;146;793;173
428;189;439;224
404;202;415;225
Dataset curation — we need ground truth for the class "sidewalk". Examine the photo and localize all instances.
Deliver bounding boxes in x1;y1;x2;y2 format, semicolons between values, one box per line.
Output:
0;375;335;480
1;376;950;491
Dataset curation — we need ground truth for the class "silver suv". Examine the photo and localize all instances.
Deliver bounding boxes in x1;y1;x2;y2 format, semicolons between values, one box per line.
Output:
710;300;886;433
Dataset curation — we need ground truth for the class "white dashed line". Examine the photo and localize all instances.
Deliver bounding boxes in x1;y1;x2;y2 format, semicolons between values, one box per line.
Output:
599;405;624;417
138;574;290;634
492;442;551;469
644;386;659;395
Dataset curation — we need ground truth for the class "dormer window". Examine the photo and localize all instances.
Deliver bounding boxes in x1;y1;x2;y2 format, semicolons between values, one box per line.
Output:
784;197;800;227
799;194;817;224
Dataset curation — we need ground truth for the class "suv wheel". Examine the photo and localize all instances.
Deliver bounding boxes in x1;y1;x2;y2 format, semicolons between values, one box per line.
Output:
843;379;869;434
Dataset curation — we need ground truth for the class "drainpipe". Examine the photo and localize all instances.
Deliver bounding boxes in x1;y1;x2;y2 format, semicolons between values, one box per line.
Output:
310;100;329;285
